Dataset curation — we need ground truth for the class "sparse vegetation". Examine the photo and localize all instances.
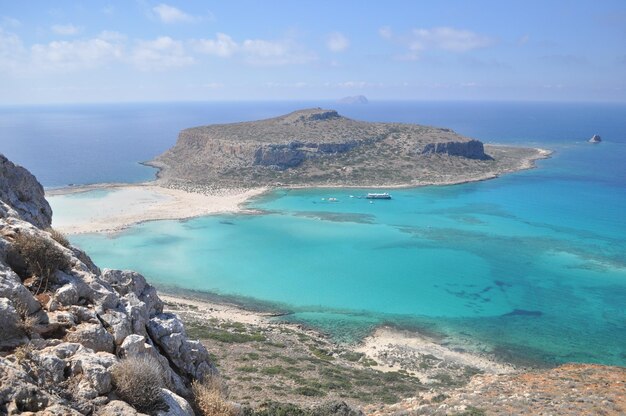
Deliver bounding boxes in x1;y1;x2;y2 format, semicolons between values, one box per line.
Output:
192;375;237;416
110;355;168;413
45;227;70;248
9;232;70;293
14;300;40;336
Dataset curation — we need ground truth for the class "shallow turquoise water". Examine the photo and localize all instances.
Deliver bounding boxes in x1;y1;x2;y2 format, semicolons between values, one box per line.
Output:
71;140;626;367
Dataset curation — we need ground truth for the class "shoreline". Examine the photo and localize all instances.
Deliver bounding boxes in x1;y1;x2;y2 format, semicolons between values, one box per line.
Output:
47;146;551;235
159;290;518;378
47;183;268;235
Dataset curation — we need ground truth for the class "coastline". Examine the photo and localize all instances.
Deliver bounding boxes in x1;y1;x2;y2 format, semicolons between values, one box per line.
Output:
47;145;551;235
160;291;518;377
47;182;268;235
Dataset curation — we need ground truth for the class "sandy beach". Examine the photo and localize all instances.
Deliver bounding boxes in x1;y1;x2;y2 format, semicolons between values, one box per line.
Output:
47;183;268;234
46;146;550;236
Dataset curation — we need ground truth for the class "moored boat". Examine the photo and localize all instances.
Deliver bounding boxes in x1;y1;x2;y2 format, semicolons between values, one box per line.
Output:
366;192;391;199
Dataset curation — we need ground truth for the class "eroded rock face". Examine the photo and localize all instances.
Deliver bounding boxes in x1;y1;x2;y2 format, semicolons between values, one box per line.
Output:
0;154;52;229
421;139;492;160
0;156;210;415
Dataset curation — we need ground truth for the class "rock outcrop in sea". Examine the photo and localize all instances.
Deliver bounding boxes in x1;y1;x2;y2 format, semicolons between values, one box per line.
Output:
0;154;215;414
589;134;602;143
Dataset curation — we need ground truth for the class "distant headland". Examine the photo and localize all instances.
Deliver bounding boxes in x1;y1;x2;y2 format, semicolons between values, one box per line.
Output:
148;108;550;191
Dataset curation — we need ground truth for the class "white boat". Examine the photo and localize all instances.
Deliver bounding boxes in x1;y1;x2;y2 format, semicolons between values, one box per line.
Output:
328;197;339;202
366;192;391;200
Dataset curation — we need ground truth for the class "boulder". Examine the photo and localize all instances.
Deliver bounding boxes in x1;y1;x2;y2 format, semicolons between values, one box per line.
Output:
156;389;195;416
69;352;116;399
100;310;132;345
0;358;50;413
0;297;23;347
96;400;147;416
102;269;163;316
65;323;115;354
147;313;215;382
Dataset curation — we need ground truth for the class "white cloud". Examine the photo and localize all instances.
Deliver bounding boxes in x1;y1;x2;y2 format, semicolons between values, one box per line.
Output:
194;33;315;66
131;36;194;70
0;29;26;73
51;24;82;36
192;33;238;57
1;16;21;28
410;27;493;52
241;38;315;66
152;4;196;23
31;33;123;70
378;26;393;40
327;32;349;52
335;81;382;88
382;26;494;60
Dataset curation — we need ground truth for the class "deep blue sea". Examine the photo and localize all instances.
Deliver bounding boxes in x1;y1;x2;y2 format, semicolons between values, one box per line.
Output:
1;101;625;367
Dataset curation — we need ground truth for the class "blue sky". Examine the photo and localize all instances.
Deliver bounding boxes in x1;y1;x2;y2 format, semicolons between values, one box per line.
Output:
1;0;625;104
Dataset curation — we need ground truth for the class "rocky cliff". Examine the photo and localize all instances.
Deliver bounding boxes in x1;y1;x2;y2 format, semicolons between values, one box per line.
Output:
0;155;215;415
148;108;538;190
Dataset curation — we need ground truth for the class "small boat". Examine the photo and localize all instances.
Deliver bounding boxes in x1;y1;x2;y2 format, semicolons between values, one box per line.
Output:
366;192;392;200
328;197;339;202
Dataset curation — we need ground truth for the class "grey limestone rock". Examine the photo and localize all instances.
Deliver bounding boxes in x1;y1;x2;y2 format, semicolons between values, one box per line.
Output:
156;388;195;416
0;297;22;347
69;351;116;399
0;154;216;414
65;323;115;354
96;400;148;416
147;313;216;382
0;154;52;229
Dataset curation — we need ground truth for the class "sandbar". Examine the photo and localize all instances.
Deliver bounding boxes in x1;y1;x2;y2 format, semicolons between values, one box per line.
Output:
47;183;267;235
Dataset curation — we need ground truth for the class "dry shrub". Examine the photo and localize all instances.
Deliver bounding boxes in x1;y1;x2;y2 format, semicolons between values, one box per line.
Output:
10;232;70;293
45;227;70;248
14;300;40;336
192;375;236;416
111;355;168;413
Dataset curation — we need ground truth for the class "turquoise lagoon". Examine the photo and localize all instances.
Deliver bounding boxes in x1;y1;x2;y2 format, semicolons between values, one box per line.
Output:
69;140;626;367
7;101;621;367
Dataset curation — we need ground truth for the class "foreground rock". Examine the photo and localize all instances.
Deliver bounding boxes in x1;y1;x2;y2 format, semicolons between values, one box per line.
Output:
149;108;547;190
0;155;215;414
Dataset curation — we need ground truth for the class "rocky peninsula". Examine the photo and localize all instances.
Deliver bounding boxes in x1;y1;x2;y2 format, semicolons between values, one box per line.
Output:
149;108;549;191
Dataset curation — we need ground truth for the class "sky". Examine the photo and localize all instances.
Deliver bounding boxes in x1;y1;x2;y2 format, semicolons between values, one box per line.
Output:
1;0;625;104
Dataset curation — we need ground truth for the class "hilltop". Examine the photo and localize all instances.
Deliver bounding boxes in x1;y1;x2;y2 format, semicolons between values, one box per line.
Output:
149;108;548;191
